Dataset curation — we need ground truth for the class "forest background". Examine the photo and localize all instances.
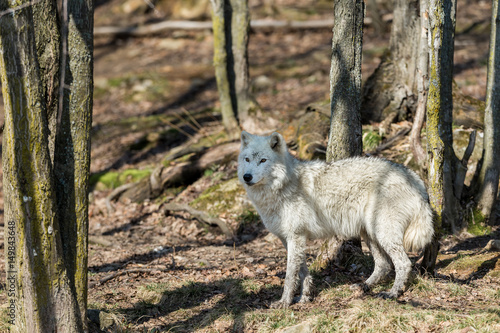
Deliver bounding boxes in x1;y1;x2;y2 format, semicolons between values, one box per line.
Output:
0;0;500;332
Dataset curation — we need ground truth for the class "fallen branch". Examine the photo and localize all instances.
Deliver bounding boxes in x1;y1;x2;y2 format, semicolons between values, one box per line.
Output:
367;127;411;155
162;202;233;237
478;239;500;253
94;19;334;37
89;268;179;288
105;183;135;214
116;141;239;203
89;236;113;247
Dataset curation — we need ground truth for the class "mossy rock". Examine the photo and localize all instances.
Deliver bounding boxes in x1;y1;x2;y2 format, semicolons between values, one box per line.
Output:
440;252;499;279
190;177;249;216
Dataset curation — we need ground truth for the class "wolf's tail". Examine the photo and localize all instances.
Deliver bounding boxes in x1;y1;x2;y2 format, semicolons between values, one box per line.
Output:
403;201;435;252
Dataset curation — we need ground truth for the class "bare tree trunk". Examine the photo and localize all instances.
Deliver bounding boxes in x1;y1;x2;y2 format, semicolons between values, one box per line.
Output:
230;0;252;123
426;0;460;231
476;0;500;224
0;1;82;331
1;0;92;331
211;0;239;139
53;0;94;328
315;0;364;270
210;0;252;140
326;0;364;161
410;0;429;166
361;0;419;124
422;0;458;272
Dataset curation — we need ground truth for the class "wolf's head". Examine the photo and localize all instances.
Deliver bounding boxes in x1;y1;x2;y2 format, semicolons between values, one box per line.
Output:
238;131;291;188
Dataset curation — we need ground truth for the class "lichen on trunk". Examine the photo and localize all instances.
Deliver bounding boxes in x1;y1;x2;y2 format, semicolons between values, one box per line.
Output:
0;2;82;331
0;0;92;331
210;0;253;139
53;0;94;328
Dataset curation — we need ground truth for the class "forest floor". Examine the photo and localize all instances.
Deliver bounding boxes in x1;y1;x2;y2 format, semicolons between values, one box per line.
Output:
1;0;500;332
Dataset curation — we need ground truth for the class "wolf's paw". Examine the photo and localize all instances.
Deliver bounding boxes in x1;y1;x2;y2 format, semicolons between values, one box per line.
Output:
350;283;370;293
375;291;397;300
294;295;312;304
270;300;291;309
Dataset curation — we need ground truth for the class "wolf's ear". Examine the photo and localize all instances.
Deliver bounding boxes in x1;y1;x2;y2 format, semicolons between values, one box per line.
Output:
241;131;252;148
269;132;286;152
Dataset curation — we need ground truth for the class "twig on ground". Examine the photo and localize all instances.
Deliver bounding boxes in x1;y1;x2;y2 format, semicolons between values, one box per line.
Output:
162;202;233;237
89;268;180;288
367;127;411;155
105;183;136;214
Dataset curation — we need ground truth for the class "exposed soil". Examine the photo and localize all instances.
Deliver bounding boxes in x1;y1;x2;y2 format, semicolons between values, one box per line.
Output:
1;0;500;332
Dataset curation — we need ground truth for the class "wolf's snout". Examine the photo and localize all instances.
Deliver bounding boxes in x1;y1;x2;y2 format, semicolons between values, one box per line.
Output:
243;174;253;183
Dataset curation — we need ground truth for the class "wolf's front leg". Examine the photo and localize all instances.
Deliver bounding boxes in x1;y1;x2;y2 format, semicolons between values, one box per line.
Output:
271;235;307;308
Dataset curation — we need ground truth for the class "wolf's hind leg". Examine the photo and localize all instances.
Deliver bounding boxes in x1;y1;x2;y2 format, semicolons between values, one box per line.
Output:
297;262;313;303
364;238;392;289
377;240;411;299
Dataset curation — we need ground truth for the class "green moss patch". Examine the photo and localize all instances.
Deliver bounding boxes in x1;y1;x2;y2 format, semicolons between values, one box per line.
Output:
90;168;152;190
190;178;247;216
467;209;493;236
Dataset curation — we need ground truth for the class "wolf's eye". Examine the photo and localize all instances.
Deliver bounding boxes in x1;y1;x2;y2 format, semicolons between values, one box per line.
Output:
245;157;250;162
260;158;267;163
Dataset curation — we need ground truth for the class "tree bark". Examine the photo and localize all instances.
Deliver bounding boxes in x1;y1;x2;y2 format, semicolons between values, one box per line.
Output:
230;0;252;124
210;0;252;140
361;0;420;124
0;0;92;331
476;0;500;224
211;0;239;139
53;0;94;328
0;1;82;331
326;0;364;161
315;0;364;271
422;0;458;272
410;0;429;166
32;0;60;160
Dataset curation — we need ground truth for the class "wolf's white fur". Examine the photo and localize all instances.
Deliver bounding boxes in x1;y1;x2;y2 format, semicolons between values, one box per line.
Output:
238;131;434;308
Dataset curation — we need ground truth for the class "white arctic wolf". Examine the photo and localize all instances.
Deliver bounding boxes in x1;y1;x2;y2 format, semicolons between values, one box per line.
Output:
238;131;434;308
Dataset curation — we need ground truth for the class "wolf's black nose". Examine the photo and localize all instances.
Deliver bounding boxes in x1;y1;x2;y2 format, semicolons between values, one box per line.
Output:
243;174;253;182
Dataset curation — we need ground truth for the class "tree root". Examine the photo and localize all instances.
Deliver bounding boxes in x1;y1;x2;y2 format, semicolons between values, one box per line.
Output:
161;202;233;238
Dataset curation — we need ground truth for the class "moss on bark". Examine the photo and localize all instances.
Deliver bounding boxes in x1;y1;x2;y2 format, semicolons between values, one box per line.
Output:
0;0;92;331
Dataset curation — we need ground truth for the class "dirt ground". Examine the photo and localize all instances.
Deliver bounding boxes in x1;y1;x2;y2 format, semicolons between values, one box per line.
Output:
1;0;500;332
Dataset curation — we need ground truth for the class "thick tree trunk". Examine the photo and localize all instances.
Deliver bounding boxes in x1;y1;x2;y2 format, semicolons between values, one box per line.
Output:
361;0;419;124
0;2;82;331
315;0;364;271
431;0;460;233
476;0;500;224
1;0;92;331
53;0;94;328
326;0;364;161
422;0;458;272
